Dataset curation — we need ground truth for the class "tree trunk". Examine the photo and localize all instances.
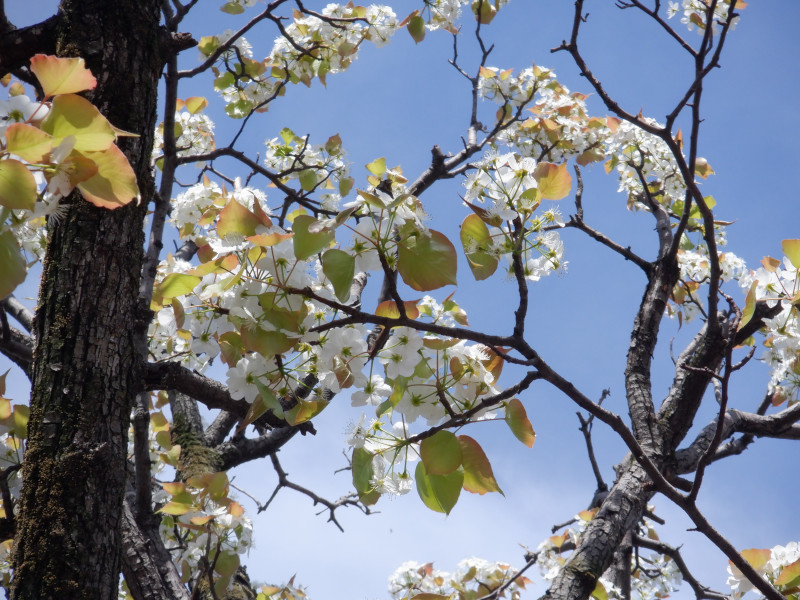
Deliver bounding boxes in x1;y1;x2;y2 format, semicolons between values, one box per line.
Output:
11;1;162;598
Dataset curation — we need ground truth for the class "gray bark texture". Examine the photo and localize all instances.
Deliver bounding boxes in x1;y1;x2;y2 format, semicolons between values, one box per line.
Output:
8;1;163;598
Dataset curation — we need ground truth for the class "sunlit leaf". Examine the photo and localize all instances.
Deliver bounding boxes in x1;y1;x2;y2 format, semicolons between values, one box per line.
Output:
534;162;571;200
458;435;503;495
321;249;355;303
460;214;498;280
775;558;800;587
76;145;139;209
0;230;28;299
591;580;608;600
5;123;53;162
184;96;208;114
352;447;380;506
420;430;462;476
365;157;386;177
292;214;335;260
285;399;328;426
738;548;771;572
398;229;457;291
737;281;757;332
415;461;463;515
782;239;800;269
375;299;420;320
240;326;296;358
505;398;536;447
217;198;261;239
30;54;97;97
0;159;38;210
40;94;116;151
152;274;200;307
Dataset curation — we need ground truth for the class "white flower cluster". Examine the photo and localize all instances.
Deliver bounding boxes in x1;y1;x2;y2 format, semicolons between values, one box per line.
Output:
152;111;215;165
727;542;800;599
464;152;566;282
740;254;800;397
604;118;686;212
423;0;469;32
264;128;350;212
537;513;682;600
388;557;527;600
478;65;552;109
667;0;740;34
669;249;748;322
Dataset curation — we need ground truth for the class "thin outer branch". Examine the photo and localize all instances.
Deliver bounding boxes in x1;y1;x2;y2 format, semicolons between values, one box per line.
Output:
633;534;728;600
1;296;34;332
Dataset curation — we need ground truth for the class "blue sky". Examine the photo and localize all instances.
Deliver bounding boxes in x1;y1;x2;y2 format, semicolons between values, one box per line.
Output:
3;1;800;598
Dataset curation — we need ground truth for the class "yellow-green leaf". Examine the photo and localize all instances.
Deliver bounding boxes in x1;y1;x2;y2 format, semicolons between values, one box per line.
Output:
184;96;208;114
365;157;386;177
240;326;296;358
534;162;571;200
0;159;38;210
0;230;27;299
321;249;356;303
40;94;116;152
505;398;536;447
352;447;380;506
4;123;53;162
407;15;426;43
76;145;139;209
782;239;800;269
153;273;201;307
738;548;771;572
420;430;462;476
591;580;608;600
213;551;240;577
415;461;463;515
458;435;503;495
737;281;757;332
292;214;335;260
460;214;498;280
398;229;458;292
29;54;97;97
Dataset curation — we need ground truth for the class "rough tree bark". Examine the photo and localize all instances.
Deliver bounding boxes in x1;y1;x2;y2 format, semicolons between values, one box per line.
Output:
6;1;163;598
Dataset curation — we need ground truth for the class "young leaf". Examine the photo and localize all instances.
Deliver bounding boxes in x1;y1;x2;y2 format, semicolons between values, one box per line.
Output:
408;15;426;43
420;430;462;475
534;162;571;200
738;549;771;571
76;145;139;209
505;398;536;448
415;461;463;515
217;198;261;239
737;281;757;332
375;299;420;320
365;157;386;177
458;435;503;495
240;327;295;358
0;230;28;299
352;447;380;506
398;229;458;291
0;159;38;210
292;214;335;260
152;273;201;307
30;54;97;97
775;557;800;587
40;94;116;151
460;214;498;280
782;239;800;269
4;123;53;162
321;249;355;303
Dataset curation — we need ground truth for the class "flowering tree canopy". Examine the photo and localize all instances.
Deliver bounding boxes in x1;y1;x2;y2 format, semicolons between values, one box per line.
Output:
0;1;799;600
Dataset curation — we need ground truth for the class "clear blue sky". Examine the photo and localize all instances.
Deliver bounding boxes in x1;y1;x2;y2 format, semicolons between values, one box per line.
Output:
3;2;799;598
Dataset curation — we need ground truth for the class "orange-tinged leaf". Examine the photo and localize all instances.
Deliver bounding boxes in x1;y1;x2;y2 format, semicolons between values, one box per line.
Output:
0;158;38;210
738;548;771;572
761;256;781;272
228;500;245;517
5;123;53;162
534;162;571;200
30;54;97;97
375;299;420;320
782;239;800;269
40;94;116;151
505;398;536;447
775;558;800;587
0;229;28;300
77;145;139;208
458;435;503;495
0;397;11;421
184;96;208;114
694;157;714;179
577;509;597;521
217;198;261;239
549;533;568;549
0;370;8;397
